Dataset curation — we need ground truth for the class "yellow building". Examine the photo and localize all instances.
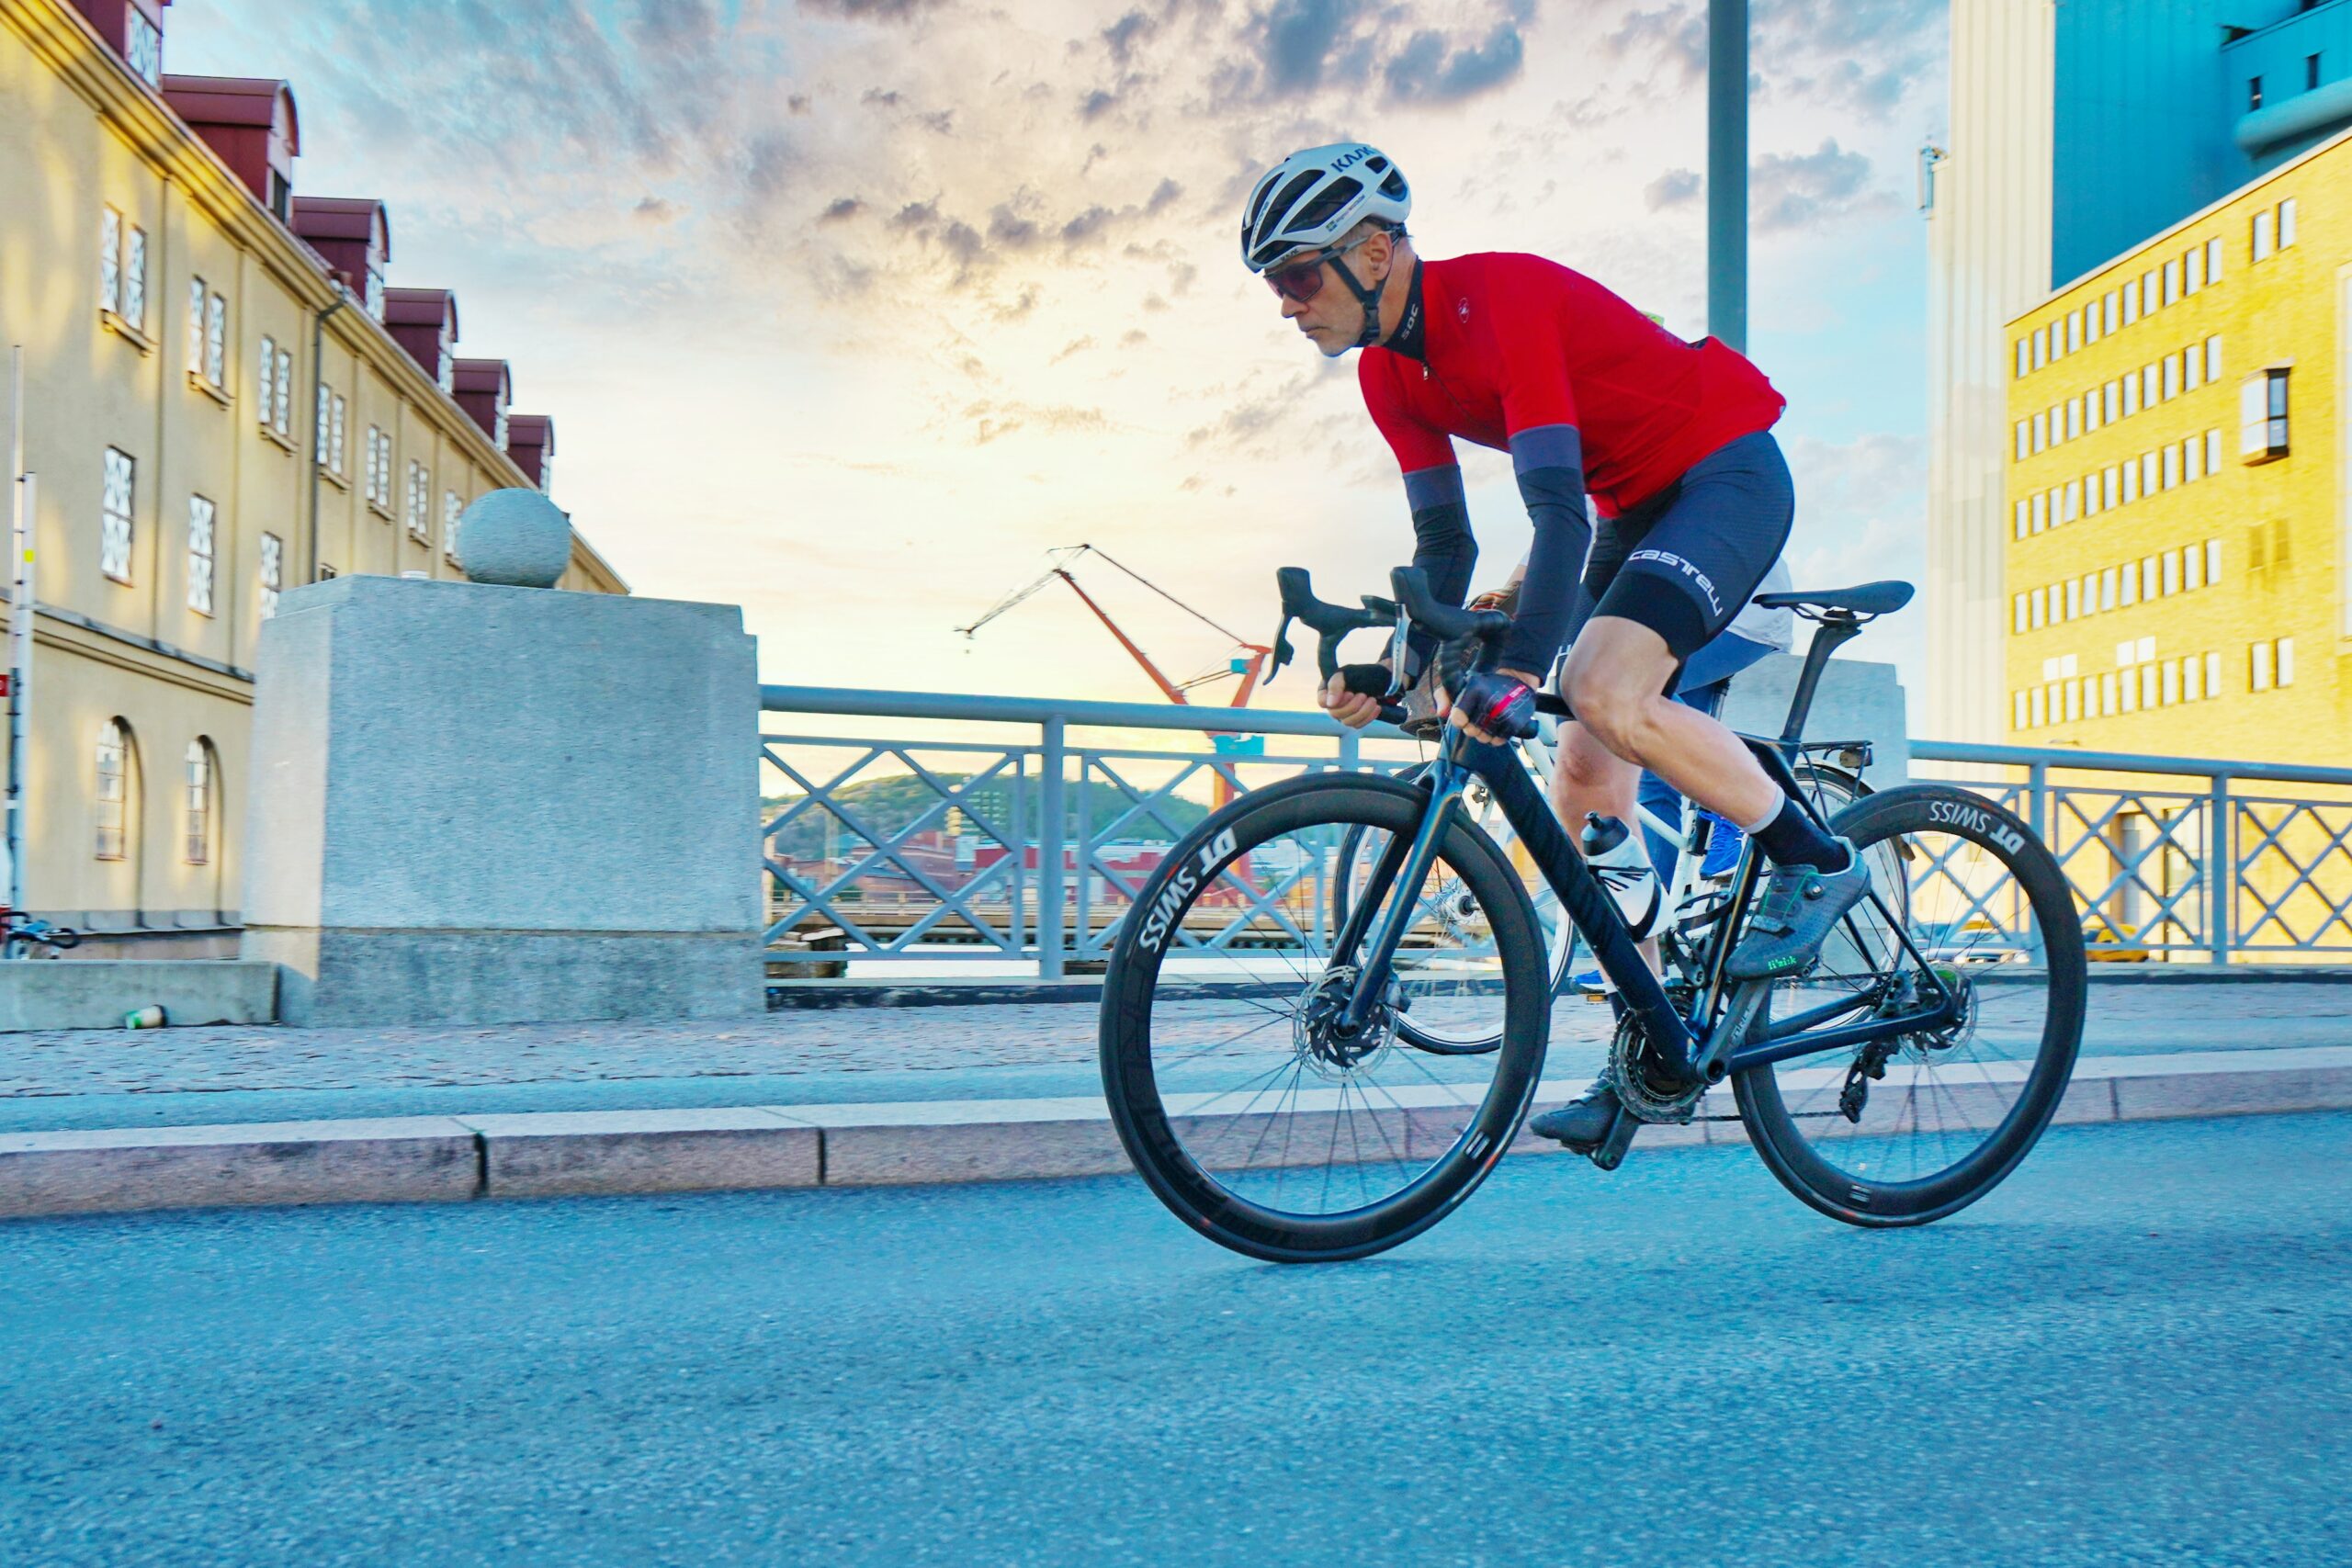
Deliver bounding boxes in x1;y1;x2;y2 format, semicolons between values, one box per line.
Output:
0;0;626;948
2004;130;2351;766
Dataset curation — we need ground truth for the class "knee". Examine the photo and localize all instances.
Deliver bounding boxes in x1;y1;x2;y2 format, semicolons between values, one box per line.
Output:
1562;661;1661;760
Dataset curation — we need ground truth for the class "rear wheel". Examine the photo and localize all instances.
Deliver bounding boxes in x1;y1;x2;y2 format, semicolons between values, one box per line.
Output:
1732;784;2086;1227
1102;773;1550;1262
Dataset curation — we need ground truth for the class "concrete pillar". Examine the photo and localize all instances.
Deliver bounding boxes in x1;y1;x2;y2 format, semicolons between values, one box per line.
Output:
241;575;762;1024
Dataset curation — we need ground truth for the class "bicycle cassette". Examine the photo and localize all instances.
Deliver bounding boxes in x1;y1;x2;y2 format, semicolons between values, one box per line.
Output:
1609;1014;1705;1125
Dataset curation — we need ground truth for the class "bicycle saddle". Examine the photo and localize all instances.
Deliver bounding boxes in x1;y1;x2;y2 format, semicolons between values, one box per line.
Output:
1751;581;1915;617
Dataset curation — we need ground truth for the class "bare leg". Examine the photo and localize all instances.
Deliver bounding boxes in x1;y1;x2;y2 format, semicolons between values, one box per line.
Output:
1547;714;1658;971
1558;616;1782;829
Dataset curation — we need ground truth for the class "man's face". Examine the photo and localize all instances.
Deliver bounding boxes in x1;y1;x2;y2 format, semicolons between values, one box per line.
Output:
1269;233;1390;358
1277;258;1368;358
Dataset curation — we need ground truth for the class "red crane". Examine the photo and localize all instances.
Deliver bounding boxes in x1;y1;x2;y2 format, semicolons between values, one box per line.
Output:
959;546;1272;805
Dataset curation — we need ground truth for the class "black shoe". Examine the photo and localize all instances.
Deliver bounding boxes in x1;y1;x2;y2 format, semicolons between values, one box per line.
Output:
1529;1077;1624;1152
1726;846;1872;981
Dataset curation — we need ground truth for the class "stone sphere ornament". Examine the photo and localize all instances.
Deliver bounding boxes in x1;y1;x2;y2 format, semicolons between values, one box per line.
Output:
458;488;572;588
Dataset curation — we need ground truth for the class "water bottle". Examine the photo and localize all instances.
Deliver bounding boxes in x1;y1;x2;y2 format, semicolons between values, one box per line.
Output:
1578;813;1663;941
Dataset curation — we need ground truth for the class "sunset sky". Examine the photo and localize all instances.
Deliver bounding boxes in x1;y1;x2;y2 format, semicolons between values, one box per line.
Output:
167;0;1945;710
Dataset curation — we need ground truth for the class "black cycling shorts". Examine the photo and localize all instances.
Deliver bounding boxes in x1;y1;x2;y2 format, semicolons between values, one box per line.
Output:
1580;430;1794;663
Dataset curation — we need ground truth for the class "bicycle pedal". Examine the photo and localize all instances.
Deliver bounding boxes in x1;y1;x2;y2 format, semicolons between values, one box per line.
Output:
1586;1105;1640;1172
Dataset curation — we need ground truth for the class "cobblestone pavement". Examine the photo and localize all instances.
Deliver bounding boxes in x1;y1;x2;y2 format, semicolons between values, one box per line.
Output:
0;981;2339;1108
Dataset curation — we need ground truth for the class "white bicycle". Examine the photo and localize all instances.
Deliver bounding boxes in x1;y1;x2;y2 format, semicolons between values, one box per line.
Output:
1330;711;1883;1054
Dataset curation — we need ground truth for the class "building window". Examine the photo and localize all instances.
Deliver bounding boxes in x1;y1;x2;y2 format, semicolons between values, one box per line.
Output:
2142;271;2159;316
125;10;163;85
2252;640;2274;692
259;532;283;619
100;208;120;316
274;348;294;436
2205;650;2222;697
2254;209;2275;261
2015;339;2029;379
366;269;386;319
2206;335;2223;383
2164;259;2180;304
2066;398;2082;440
2184;541;2203;591
2014;499;2030;540
2186;247;2203;294
2205;427;2222;472
207;294;226;388
2031;493;2047;534
2032;328;2047;368
2207;237;2224;284
186;278;207;376
365;428;395;512
2030;587;2047;628
2067;310;2083;353
2013;593;2028;634
2241;369;2290;460
2186;435;2203;482
2015;422;2029;461
2185;347;2201;393
316;385;332;465
2163;550;2181;596
100;446;134;583
2207;538;2222;583
184;740;214;866
187;494;215;615
2250;75;2264;111
2309;53;2323;92
2064;579;2081;620
99;209;147;333
2163;446;2178;490
2143;364;2160;409
258;336;277;427
406;461;431;541
2103;290;2120;333
436;347;454;393
2278;637;2295;687
442;491;464;561
2099;568;2117;610
94;721;130;861
2278;197;2298;249
2014;691;2029;731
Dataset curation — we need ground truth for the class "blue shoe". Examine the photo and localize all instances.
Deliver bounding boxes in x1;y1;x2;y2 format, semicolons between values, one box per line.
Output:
1571;968;1607;996
1700;814;1746;879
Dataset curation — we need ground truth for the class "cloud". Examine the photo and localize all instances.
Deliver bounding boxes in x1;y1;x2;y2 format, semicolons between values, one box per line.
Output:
1102;9;1155;64
818;196;865;222
1645;167;1702;211
633;195;681;223
1383;23;1525;102
1750;140;1887;232
798;0;949;21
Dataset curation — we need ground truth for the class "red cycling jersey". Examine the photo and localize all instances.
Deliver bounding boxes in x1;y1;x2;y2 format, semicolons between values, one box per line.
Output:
1358;252;1784;516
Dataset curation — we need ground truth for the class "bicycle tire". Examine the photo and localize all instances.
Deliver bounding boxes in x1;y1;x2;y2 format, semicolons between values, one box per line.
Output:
1732;783;2086;1227
1101;773;1550;1262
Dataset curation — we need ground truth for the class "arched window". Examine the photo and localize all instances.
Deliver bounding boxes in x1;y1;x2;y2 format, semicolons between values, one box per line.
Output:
184;739;216;865
95;720;130;860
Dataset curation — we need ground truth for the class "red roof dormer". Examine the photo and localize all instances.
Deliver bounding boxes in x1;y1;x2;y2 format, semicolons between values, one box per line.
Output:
506;415;555;493
383;288;459;393
290;197;390;318
160;74;298;222
451;359;513;448
70;0;169;88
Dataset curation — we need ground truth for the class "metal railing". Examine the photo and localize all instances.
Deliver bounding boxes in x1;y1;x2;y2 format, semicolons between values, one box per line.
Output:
761;685;2352;975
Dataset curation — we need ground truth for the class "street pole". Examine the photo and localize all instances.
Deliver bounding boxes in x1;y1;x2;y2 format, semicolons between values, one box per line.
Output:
6;347;30;931
1707;0;1749;352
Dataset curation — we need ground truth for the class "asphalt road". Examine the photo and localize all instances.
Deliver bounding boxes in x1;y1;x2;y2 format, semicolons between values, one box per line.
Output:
3;1112;2346;1567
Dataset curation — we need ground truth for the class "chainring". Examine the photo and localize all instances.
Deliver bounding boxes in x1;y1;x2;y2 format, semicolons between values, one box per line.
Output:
1608;1013;1705;1124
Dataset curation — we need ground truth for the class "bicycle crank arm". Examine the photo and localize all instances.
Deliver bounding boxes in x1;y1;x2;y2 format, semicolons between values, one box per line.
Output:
1691;980;1770;1086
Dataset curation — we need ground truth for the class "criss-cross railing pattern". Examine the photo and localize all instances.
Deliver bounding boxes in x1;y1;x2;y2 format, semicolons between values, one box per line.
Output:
2233;795;2352;952
760;693;2352;975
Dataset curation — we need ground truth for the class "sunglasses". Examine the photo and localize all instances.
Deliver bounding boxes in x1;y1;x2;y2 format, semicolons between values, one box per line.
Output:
1262;231;1383;303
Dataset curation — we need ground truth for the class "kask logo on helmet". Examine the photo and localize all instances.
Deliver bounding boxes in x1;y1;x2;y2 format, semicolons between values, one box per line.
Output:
1329;145;1373;174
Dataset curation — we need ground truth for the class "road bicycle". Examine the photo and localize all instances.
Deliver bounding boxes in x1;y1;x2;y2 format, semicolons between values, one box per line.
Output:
1328;679;1878;1055
0;909;79;960
1099;566;2087;1262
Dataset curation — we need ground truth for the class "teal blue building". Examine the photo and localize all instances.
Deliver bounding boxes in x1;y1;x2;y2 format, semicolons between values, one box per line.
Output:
2054;0;2352;284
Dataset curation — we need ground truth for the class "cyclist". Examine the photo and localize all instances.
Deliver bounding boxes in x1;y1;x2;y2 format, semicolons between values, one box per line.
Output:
1242;141;1869;1150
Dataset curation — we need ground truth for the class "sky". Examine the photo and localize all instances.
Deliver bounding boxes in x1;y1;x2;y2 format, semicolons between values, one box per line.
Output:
166;0;1948;712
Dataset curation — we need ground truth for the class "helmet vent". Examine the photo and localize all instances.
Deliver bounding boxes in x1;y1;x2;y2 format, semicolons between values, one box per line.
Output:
1283;176;1363;236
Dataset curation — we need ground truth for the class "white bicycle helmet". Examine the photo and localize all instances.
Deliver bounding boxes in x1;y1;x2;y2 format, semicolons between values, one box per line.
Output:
1240;142;1412;274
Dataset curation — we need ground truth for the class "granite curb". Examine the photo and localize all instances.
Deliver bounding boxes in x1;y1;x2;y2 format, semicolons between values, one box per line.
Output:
766;967;2352;1009
1;1046;2346;1221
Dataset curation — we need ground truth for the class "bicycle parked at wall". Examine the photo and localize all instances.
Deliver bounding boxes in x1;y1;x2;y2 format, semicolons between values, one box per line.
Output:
1099;568;2088;1262
0;910;80;960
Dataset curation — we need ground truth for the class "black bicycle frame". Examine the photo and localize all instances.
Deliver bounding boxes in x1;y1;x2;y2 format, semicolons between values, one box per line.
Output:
1339;725;1963;1089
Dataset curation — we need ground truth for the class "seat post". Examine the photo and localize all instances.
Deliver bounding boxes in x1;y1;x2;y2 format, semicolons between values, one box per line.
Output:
1778;614;1865;745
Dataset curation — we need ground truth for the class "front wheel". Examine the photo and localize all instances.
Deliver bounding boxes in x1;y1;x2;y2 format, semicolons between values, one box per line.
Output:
1101;773;1551;1262
1733;783;2087;1227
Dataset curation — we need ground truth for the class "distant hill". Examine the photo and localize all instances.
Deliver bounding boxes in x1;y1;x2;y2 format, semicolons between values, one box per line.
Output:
762;772;1210;860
